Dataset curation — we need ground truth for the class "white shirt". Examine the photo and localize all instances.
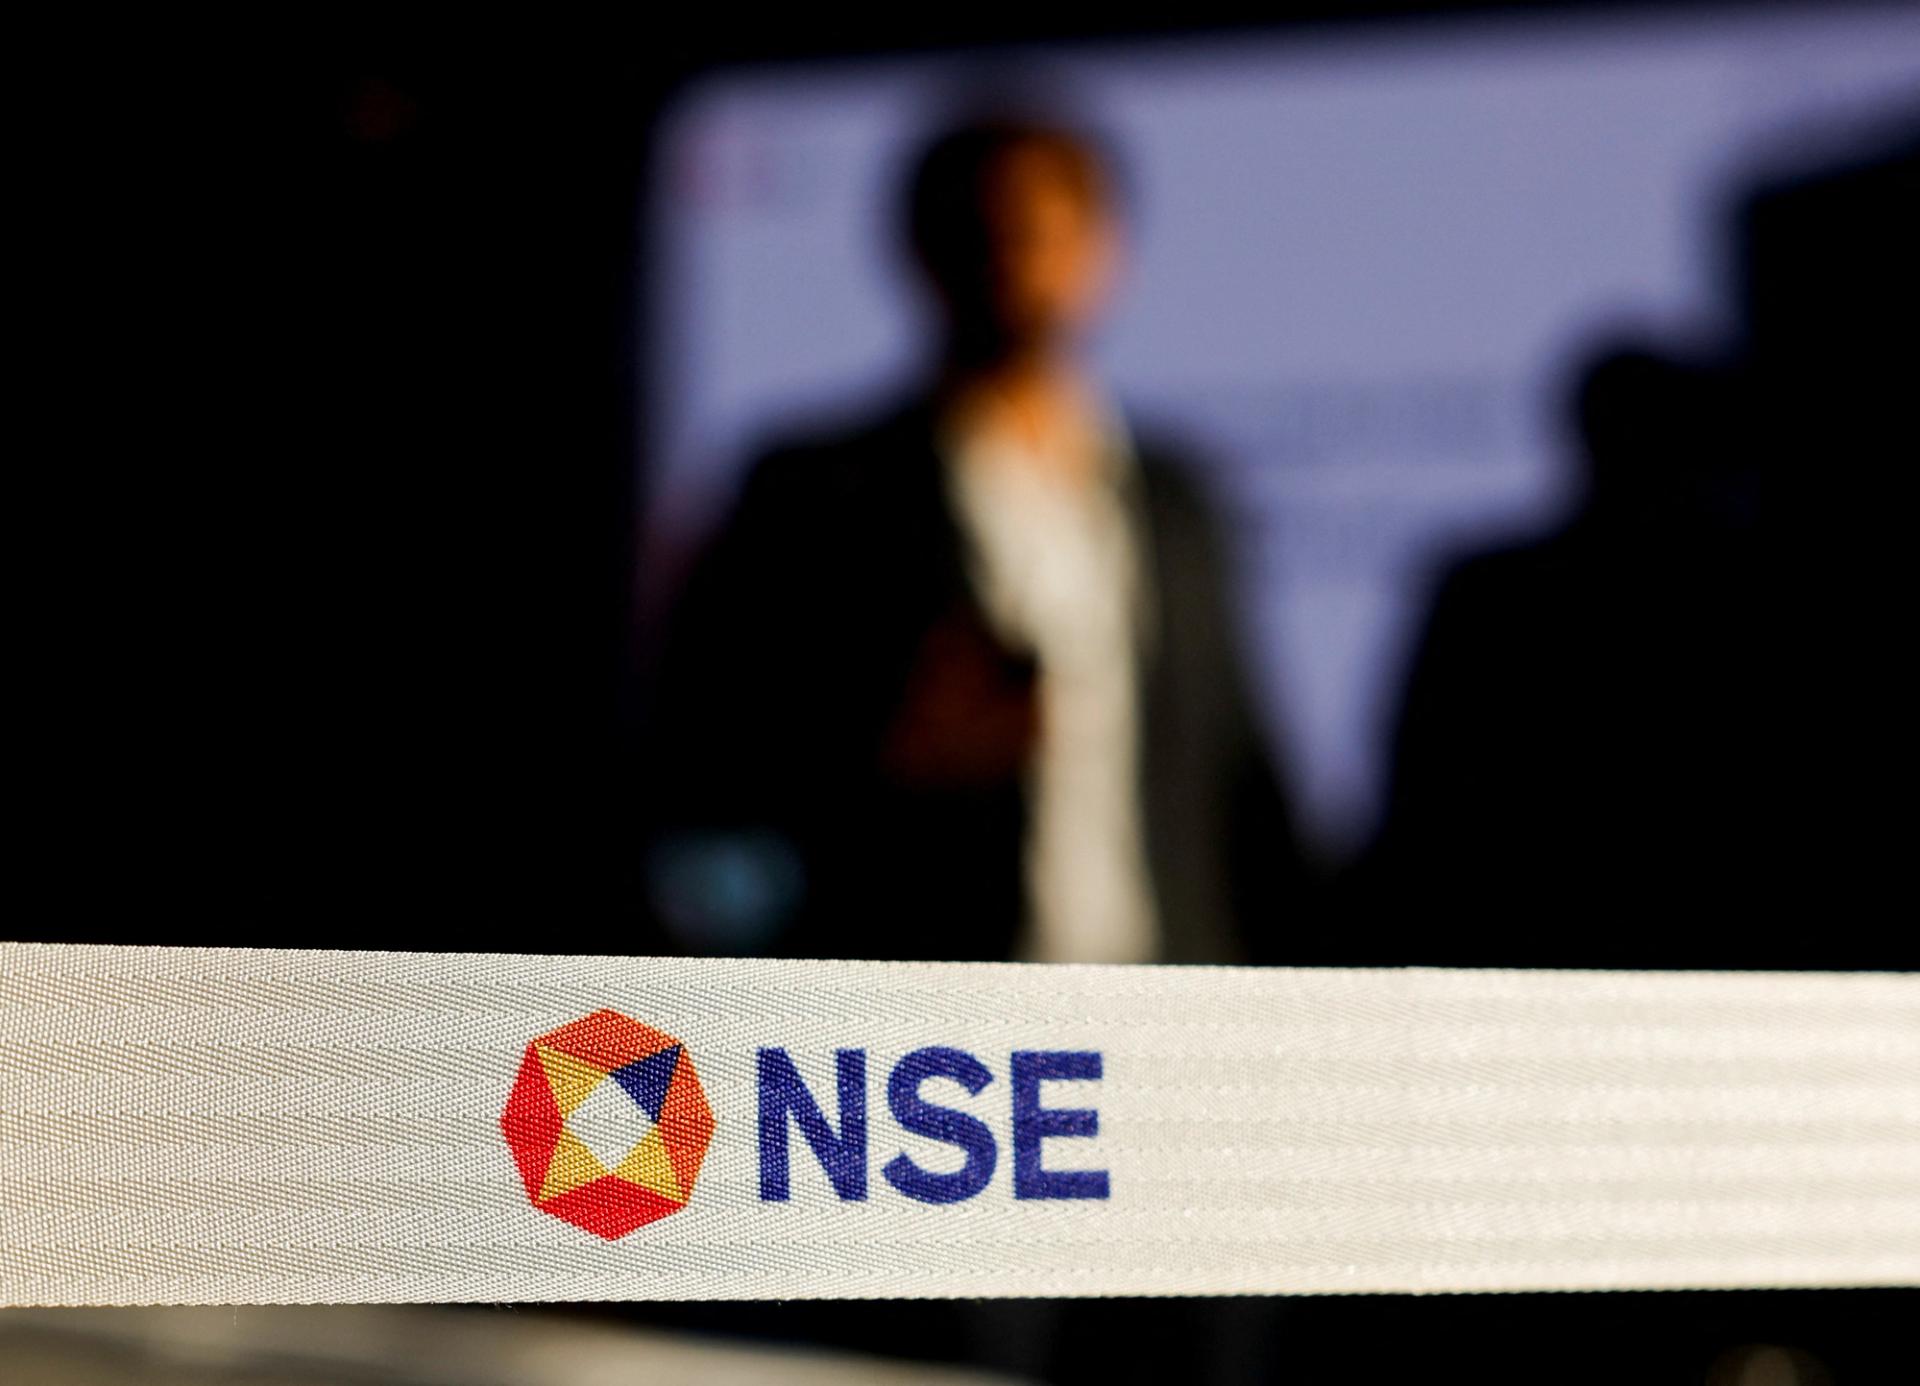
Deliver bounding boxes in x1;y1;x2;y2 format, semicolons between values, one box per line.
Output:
940;402;1160;965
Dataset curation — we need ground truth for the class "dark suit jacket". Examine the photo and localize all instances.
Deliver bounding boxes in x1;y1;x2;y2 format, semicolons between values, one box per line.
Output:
640;396;1308;964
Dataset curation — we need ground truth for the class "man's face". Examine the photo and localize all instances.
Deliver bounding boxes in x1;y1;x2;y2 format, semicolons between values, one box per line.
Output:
938;142;1121;360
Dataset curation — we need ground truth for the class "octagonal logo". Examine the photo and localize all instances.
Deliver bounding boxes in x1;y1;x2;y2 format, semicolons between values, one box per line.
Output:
501;1008;715;1239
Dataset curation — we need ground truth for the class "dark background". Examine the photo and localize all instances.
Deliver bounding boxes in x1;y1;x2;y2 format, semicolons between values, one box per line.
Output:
32;0;1792;946
21;5;1914;1381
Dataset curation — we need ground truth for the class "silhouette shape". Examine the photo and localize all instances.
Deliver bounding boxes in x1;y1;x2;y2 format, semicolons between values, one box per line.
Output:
1359;118;1918;970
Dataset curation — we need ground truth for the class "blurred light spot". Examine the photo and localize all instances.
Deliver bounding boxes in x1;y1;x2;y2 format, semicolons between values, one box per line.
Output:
646;829;805;951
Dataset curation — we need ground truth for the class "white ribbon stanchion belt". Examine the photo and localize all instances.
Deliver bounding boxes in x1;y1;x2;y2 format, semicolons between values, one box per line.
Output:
2;943;1915;1306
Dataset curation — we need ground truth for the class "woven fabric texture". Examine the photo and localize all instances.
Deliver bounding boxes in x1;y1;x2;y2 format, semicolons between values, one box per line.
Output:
3;944;1915;1306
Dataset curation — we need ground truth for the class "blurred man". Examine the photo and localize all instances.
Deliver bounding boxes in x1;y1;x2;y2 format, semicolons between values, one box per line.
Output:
641;113;1308;964
1358;117;1917;970
1358;344;1763;966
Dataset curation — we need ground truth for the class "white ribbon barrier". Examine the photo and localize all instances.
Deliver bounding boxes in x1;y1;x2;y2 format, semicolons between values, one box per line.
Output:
2;943;1915;1306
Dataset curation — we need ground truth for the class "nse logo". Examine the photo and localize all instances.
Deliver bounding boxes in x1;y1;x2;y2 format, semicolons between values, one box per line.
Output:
501;1010;716;1238
502;1009;1109;1240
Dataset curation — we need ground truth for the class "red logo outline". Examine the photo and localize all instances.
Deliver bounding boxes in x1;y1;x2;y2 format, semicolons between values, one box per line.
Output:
501;1009;715;1239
